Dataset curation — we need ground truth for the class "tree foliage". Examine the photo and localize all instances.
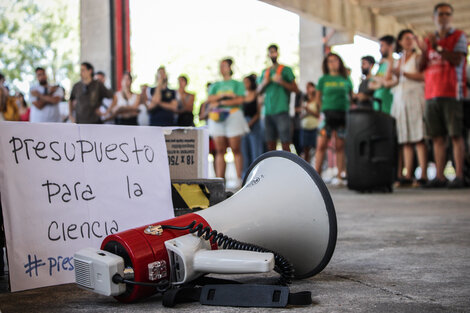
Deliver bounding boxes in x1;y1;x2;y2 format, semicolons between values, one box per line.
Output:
0;0;79;92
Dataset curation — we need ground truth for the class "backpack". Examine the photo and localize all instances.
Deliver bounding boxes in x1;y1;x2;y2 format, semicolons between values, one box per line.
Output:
3;96;20;121
264;64;285;80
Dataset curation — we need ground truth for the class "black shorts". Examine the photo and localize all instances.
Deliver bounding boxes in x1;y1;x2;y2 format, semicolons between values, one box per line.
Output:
319;110;347;138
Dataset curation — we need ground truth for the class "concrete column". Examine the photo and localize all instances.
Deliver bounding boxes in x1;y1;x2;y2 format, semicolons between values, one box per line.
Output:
299;17;325;90
80;0;112;87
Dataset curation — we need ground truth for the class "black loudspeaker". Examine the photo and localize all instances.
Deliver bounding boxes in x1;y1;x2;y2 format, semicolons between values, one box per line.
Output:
345;108;397;192
463;99;470;130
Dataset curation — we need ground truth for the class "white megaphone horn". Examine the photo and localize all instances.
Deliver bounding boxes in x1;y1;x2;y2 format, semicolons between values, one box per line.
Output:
74;151;337;303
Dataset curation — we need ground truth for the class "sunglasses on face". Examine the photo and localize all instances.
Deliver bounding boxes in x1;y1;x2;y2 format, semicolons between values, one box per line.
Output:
438;12;452;17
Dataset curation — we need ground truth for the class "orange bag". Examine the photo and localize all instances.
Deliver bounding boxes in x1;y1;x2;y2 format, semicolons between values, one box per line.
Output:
3;96;20;121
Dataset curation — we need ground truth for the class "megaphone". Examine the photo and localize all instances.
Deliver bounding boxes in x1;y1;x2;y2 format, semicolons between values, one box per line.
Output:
74;151;337;303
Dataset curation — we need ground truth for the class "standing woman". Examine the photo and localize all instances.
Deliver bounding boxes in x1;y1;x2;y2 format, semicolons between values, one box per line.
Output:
208;58;249;187
387;29;428;186
314;53;353;185
241;74;263;176
16;92;30;122
176;75;195;126
300;82;320;163
108;72;139;125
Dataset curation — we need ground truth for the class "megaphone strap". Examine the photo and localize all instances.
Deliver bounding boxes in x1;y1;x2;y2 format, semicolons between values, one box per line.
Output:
288;291;314;305
162;284;312;308
162;287;201;308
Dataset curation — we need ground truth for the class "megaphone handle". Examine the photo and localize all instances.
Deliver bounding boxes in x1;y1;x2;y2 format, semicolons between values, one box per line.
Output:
162;221;294;284
193;250;274;274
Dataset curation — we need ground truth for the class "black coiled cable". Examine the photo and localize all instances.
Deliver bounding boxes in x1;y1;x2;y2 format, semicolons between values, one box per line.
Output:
112;274;170;292
161;221;294;285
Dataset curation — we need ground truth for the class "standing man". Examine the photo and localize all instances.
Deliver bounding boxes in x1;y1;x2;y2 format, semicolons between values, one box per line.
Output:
258;44;298;151
69;62;115;124
370;35;395;114
418;2;467;188
29;67;63;123
356;56;376;107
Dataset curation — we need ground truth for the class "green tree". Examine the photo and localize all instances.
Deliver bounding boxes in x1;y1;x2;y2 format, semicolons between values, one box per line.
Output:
0;0;79;93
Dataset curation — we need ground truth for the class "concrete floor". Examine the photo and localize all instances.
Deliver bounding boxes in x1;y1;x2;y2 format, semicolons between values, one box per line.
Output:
1;187;469;312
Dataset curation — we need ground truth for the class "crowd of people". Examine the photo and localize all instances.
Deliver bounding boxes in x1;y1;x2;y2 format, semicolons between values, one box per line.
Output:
0;2;468;192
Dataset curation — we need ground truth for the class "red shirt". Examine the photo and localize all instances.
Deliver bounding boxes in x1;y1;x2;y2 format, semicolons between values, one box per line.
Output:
424;29;467;100
19;107;30;122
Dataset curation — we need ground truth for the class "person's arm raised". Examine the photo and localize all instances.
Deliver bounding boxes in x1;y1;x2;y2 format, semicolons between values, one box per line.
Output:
148;86;162;110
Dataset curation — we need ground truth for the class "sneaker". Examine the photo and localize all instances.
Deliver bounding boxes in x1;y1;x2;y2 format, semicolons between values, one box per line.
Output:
330;177;339;186
330;177;346;187
233;178;243;190
448;177;465;189
423;178;448;188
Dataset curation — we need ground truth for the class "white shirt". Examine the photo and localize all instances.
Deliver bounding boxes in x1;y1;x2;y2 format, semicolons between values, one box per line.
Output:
100;97;114;124
29;84;64;123
116;91;137;108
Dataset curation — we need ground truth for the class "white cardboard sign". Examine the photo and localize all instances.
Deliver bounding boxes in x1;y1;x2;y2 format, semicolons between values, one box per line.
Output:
0;122;174;292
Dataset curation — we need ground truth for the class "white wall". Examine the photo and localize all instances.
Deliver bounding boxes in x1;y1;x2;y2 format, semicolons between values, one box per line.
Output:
299;17;324;89
80;0;112;87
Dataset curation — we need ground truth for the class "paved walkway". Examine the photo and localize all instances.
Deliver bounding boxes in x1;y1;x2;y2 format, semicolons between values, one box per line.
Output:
1;187;469;312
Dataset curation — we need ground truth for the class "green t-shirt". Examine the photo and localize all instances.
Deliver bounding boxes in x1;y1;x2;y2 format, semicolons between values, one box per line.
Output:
317;74;352;112
373;62;393;114
208;79;245;109
259;65;295;115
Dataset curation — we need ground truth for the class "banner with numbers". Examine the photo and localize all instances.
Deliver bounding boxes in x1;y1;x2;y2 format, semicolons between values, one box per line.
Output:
0;122;174;292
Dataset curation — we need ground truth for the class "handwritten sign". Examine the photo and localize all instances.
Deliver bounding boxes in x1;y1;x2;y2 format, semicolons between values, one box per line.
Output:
0;122;174;292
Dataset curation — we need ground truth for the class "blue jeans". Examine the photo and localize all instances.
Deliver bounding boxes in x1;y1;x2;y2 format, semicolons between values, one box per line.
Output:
241;117;264;177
